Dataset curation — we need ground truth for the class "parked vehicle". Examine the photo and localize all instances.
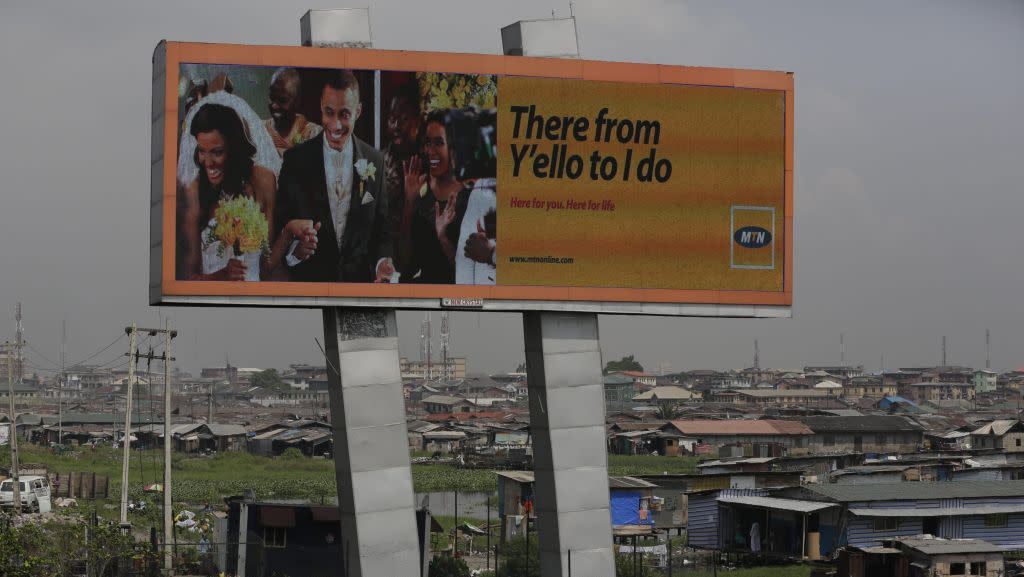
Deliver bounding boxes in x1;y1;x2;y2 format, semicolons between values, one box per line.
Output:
0;475;52;512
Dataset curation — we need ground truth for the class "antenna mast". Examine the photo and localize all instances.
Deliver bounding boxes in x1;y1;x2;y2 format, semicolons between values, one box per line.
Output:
440;312;451;382
986;329;990;369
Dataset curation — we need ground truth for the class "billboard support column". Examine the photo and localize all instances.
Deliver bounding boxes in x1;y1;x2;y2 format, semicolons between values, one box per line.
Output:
303;11;419;577
322;308;420;577
524;311;615;577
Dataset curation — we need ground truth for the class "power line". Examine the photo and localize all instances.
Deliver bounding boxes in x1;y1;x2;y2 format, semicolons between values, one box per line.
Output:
68;333;126;367
25;343;60;369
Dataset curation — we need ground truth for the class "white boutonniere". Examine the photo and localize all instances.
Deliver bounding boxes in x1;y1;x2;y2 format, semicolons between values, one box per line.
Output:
354;158;376;203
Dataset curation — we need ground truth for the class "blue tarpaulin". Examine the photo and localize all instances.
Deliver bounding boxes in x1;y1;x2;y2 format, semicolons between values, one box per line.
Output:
611;491;652;525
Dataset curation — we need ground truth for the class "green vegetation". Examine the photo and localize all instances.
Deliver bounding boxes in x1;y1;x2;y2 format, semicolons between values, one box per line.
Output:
250;368;290;391
2;445;697;508
672;567;813;577
412;465;496;492
603;354;644;375
0;514;141;577
607;454;699;476
428;553;471;577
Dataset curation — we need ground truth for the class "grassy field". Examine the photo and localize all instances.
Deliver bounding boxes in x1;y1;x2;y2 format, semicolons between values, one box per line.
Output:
682;566;813;577
607;454;699;476
1;445;700;503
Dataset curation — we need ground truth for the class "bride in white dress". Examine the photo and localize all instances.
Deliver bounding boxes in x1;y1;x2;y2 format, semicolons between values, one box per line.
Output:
177;92;304;281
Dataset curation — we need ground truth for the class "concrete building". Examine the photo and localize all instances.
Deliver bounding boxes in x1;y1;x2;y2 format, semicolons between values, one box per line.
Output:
899;381;976;403
843;376;898;399
974;370;998;395
400;357;466;380
804;365;864;381
710;389;831;405
603;374;637;407
0;348;23;384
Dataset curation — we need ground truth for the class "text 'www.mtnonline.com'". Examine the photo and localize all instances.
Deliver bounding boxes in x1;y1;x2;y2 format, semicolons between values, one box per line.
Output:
508;255;575;264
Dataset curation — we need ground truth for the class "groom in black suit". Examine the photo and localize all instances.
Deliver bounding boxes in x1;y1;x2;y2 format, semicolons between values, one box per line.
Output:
275;70;394;283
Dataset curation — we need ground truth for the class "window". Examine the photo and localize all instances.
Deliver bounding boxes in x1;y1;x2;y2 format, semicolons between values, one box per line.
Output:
984;514;1007;528
263;527;287;548
794;437;805;448
950;563;966;575
873;518;898;531
1017;438;1021;447
875;434;887;446
823;435;835;447
970;562;986;576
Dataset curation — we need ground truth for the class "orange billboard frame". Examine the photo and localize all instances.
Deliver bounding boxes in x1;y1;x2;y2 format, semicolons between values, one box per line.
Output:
151;41;793;315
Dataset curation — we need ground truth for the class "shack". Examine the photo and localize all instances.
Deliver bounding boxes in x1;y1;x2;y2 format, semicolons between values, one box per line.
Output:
839;536;1004;577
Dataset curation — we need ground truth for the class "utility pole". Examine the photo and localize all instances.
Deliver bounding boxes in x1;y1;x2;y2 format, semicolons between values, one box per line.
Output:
208;381;214;424
754;339;760;371
161;321;177;574
59;318;65;445
942;335;947;366
840;333;845;366
120;324;138;527
5;341;22;514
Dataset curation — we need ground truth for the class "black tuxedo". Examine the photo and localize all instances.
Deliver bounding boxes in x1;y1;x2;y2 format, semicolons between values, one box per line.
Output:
275;133;391;282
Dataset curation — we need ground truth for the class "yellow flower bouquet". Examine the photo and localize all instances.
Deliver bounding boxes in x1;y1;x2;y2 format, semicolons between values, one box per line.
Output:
417;72;497;112
202;196;270;259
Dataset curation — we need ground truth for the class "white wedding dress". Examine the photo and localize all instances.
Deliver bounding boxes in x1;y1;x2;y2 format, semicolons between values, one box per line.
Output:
201;218;262;281
177;91;280;281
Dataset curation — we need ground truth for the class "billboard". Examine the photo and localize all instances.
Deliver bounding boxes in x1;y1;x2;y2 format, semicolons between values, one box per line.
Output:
152;42;792;316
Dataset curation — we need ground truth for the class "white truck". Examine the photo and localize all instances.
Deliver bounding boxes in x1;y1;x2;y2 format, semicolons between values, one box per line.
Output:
0;475;52;513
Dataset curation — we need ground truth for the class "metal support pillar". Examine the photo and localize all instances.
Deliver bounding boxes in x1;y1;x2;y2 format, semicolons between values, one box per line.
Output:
323;308;420;577
524;312;615;577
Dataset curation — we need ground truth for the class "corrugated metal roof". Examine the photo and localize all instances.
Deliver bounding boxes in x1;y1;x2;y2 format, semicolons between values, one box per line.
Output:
698;457;775;468
668;419;813;436
890;537;1004;554
802;416;923;433
971;420;1021;436
614;430;661;438
251;427;286;440
633;387;697;401
807;480;1024;502
718;495;838;514
496;471;535;483
609;476;657;489
494;472;657;490
421;395;472;405
850;505;1024;517
736;389;829;398
206;424;247;437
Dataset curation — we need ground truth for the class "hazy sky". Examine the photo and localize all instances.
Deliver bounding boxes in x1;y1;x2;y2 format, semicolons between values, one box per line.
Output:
1;0;1022;378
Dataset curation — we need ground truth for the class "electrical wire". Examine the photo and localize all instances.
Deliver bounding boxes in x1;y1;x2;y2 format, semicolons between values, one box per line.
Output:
68;333;126;367
24;344;60;369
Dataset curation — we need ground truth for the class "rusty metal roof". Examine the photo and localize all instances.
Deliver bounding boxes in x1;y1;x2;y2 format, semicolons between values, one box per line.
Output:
667;419;813;436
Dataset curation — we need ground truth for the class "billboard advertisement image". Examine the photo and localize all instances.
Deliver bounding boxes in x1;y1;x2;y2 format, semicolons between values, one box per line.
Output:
152;42;792;315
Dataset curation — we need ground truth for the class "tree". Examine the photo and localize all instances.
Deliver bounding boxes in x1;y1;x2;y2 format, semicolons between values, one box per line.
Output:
428;553;471;577
514;362;527;373
656;400;680;420
497;536;540;577
251;368;290;391
604;355;644;375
